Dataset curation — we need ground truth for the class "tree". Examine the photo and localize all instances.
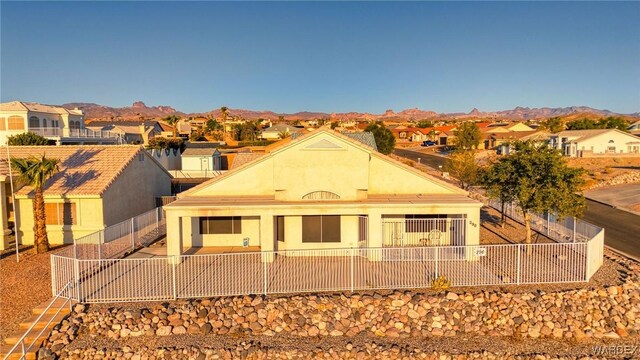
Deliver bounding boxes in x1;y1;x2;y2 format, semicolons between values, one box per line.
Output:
540;117;564;133
146;137;185;151
443;150;478;190
479;160;516;228
330;121;339;130
365;121;395;155
566;118;599;130
189;132;207;141
278;130;291;139
417;120;434;129
7;132;50;146
428;129;437;142
481;140;586;244
598;116;629;131
205;118;222;134
11;155;60;253
162;115;181;138
453;122;481;150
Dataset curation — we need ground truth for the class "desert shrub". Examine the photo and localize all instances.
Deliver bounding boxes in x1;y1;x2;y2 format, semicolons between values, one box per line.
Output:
431;275;451;292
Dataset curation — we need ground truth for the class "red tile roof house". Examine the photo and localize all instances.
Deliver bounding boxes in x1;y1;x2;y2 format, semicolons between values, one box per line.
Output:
0;146;172;249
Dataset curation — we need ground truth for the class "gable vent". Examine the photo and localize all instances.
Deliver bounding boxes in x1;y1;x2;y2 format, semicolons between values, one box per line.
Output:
304;139;343;150
302;191;341;200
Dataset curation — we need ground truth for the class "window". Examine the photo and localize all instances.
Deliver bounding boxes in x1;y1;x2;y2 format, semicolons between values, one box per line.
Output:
405;214;447;233
275;216;285;242
43;119;48;128
29;116;40;128
44;203;77;225
199;216;241;234
0;117;5;130
302;215;340;243
7;116;25;130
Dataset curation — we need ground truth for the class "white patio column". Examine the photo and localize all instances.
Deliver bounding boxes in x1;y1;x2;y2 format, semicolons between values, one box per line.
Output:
466;207;481;246
166;211;183;264
367;211;383;261
0;180;9;250
260;213;274;263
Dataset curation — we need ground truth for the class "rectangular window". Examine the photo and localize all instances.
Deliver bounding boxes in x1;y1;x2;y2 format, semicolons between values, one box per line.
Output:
0;117;5;130
7;116;25;130
302;215;341;243
199;216;242;234
275;216;285;242
44;203;77;225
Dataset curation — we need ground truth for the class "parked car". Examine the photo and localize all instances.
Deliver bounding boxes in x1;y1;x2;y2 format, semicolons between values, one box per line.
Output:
421;140;437;147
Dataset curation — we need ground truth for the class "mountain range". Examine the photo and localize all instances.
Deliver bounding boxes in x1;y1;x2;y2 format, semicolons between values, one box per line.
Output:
61;101;639;122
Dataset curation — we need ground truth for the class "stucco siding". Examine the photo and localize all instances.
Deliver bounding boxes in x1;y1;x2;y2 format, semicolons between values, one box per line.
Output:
368;156;458;195
15;197;104;245
101;152;171;225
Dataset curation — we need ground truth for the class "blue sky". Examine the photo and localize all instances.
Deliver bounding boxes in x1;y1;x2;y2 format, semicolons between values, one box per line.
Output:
1;1;639;114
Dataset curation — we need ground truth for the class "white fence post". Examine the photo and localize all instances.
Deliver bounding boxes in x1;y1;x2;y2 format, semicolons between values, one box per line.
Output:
516;244;522;284
546;213;550;236
50;256;56;296
172;257;177;300
74;258;80;302
263;259;268;295
350;248;354;292
572;217;576;242
434;247;439;279
156;208;160;232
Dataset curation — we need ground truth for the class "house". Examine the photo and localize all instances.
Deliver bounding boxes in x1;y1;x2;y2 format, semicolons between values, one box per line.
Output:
483;122;534;134
181;148;222;172
86;120;163;144
163;129;482;259
0;146;172;249
390;127;420;141
494;131;550;155
549;129;640;157
260;123;298;140
0;101;122;145
628;120;640;136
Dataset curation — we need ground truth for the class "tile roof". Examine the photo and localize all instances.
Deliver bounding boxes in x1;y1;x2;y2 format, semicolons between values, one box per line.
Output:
342;132;378;151
0;146;151;197
0;101;82;115
231;153;265;169
182;148;219;156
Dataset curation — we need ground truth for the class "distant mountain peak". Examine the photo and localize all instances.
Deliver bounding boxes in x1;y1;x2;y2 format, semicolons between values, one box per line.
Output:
132;101;147;108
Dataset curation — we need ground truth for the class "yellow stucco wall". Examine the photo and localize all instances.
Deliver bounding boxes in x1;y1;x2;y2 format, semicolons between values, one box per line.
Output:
15;197;104;245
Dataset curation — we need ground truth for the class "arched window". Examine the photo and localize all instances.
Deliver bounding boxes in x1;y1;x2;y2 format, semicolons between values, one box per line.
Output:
29;116;40;128
7;116;25;130
608;140;614;143
302;191;341;200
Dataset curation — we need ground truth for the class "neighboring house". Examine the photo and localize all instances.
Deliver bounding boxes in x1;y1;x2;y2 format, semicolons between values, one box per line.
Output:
182;148;222;172
390;127;420;141
260;123;298;140
176;119;193;136
483;122;534;134
0;101;122;145
549;129;640;157
628;120;640;136
494;131;550;155
86;120;163;144
0;146;172;249
163;129;482;258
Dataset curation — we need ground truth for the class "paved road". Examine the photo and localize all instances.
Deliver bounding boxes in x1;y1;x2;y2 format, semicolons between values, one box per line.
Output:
581;199;640;260
393;149;447;170
585;184;640;213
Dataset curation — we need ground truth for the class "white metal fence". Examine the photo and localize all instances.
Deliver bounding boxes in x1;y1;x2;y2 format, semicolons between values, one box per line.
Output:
51;242;595;303
50;203;604;303
382;218;466;247
72;207;165;260
484;198;602;243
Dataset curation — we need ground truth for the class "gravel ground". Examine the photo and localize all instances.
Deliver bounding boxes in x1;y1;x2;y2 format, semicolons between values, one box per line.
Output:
0;246;61;342
480;206;555;245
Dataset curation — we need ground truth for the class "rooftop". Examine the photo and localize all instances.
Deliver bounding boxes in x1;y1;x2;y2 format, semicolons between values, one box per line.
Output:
0;145;151;196
0;101;83;116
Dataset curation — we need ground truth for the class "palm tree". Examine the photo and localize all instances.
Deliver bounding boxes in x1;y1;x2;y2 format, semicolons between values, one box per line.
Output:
11;155;59;253
163;115;181;138
220;106;229;136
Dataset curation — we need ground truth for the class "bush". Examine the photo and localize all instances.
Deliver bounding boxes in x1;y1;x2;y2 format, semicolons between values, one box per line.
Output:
146;137;185;151
431;275;451;292
7;132;50;146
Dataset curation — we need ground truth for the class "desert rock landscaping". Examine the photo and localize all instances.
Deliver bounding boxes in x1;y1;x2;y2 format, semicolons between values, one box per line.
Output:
37;250;640;359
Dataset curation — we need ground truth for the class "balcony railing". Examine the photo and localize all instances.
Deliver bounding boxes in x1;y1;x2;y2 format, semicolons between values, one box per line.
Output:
29;127;121;141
